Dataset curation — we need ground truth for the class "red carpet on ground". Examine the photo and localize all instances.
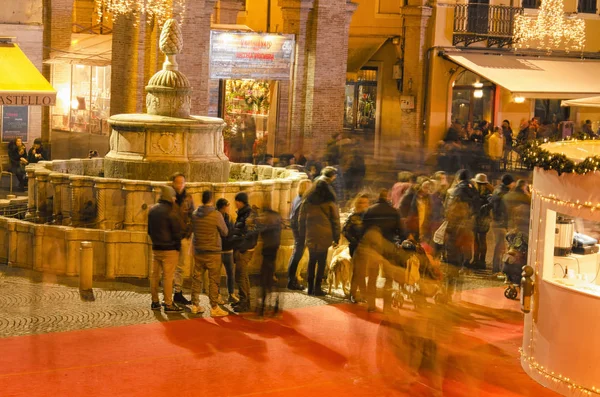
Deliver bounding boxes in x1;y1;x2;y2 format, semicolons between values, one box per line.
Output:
0;287;559;397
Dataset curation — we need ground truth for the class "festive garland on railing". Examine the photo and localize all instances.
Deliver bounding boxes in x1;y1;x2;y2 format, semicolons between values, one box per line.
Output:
521;139;600;175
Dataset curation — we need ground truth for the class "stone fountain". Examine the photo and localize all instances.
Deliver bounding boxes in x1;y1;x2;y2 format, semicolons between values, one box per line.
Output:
104;19;229;182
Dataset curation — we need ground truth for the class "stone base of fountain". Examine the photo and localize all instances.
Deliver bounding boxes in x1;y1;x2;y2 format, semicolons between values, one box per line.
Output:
104;114;230;182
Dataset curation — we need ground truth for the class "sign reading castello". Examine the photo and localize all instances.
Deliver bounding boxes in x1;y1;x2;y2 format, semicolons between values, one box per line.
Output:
209;31;295;80
0;93;55;106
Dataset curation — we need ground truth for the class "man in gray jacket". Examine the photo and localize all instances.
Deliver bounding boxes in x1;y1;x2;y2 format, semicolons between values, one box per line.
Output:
191;190;229;317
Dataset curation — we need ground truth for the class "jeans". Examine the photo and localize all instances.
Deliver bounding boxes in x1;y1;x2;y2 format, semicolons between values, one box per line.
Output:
287;230;305;285
10;165;26;188
306;249;328;293
192;252;222;308
234;250;253;305
173;237;192;293
473;231;488;266
222;251;235;295
150;250;179;306
492;226;507;273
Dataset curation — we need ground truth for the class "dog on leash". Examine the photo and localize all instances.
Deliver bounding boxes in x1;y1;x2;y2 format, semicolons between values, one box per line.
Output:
327;244;353;296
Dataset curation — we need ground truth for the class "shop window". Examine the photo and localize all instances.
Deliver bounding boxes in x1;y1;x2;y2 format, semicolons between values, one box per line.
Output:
534;99;569;124
450;70;495;129
221;79;274;163
344;67;377;133
51;64;111;135
578;0;596;13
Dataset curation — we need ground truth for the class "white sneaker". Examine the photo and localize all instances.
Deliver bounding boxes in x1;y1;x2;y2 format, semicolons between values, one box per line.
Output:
190;305;205;314
210;306;229;317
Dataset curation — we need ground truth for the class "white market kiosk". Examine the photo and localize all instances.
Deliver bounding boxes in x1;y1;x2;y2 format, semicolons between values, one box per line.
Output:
524;140;600;396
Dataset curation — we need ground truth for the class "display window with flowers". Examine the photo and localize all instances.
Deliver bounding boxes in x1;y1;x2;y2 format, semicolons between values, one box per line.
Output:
222;79;272;163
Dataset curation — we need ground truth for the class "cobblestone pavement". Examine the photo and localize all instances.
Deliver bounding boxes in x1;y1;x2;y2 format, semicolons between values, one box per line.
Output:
0;265;504;339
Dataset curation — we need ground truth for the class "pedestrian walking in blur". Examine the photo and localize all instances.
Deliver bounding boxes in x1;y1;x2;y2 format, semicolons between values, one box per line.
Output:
444;170;479;299
344;193;370;303
216;198;240;304
490;174;515;278
298;179;341;296
256;206;283;317
287;179;312;290
147;186;183;312
231;192;259;313
504;179;531;235
471;173;493;269
191;191;229;317
171;173;195;306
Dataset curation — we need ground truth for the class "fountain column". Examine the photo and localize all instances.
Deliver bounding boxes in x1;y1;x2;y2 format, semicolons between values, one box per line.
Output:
35;169;52;223
70;176;96;227
50;173;70;225
25;166;37;219
123;181;151;231
95;178;124;230
257;181;274;210
276;179;292;219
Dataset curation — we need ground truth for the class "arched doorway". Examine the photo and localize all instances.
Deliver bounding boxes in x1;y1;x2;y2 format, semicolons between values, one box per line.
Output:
451;69;496;129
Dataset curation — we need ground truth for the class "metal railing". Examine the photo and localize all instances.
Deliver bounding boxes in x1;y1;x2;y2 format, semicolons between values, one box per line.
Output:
453;4;523;47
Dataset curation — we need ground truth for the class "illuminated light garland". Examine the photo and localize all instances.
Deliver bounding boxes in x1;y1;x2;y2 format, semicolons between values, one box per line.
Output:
521;139;600;175
520;349;600;395
95;0;186;27
512;0;586;53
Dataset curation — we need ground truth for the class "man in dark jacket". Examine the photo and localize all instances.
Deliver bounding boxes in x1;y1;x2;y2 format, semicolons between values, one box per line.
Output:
147;185;183;312
231;192;259;312
27;138;46;164
191;190;229;317
216;198;239;304
287;179;312;290
490;174;515;275
171;173;195;305
362;189;403;242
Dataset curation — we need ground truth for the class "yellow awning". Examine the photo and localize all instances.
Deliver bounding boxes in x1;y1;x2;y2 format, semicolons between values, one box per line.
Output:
445;51;600;99
0;41;56;106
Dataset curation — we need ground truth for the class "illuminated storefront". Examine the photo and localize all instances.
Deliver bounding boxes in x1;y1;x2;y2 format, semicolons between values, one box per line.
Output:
209;31;294;163
45;34;112;136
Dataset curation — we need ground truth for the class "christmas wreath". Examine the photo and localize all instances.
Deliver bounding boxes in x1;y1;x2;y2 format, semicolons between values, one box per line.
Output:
521;139;600;175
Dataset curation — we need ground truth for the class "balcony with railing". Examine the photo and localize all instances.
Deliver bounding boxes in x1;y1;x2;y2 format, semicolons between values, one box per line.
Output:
453;4;524;48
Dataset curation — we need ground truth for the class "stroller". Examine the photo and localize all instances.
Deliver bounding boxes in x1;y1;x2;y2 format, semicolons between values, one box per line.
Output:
388;239;447;310
502;230;528;300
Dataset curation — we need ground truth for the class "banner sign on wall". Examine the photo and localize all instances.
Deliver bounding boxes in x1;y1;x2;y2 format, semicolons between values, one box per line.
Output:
2;106;29;143
209;31;295;80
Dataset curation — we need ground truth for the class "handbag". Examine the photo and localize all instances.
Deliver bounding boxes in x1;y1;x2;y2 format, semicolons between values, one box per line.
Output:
433;220;448;245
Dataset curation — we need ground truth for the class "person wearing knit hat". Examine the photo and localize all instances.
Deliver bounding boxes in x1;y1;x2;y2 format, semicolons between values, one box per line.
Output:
147;185;183;312
489;174;516;279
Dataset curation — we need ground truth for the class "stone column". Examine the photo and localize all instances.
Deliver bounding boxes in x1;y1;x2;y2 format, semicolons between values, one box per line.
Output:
239;182;256;208
279;0;315;154
257;181;275;210
305;0;357;156
32;225;44;271
215;0;244;24
150;182;164;204
289;177;300;204
35;169;52;223
277;179;292;219
25;166;37;220
400;1;433;149
7;219;17;267
70;176;96;227
179;0;217;115
50;173;70;225
94;178;124;230
122;181;151;231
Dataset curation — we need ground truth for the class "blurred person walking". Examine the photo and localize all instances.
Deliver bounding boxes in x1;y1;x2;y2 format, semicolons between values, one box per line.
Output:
147;186;183;312
444;170;479;298
344;193;370;303
390;171;415;210
503;179;531;235
216;198;239;304
471;173;493;269
231;192;259;313
363;189;403;243
171;173;195;306
490;174;515;277
406;180;433;243
256;206;283;317
298;180;341;296
287;179;312;290
191;191;229;317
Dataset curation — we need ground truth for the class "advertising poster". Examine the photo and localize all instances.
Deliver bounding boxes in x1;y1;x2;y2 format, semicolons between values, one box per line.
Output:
209;31;295;80
2;106;29;143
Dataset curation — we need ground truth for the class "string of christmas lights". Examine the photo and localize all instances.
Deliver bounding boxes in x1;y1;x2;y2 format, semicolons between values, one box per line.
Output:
95;0;186;27
513;0;585;53
521;139;600;175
